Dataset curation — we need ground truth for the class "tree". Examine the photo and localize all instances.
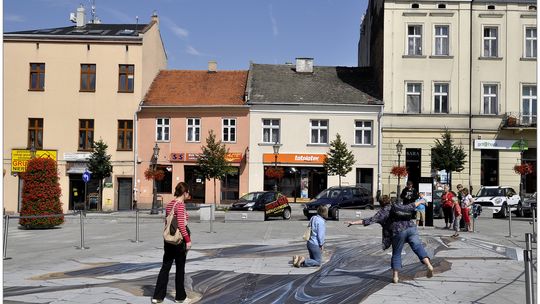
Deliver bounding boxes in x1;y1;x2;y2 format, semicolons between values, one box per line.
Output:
87;139;113;210
323;133;356;187
431;129;467;188
20;158;64;228
197;130;231;206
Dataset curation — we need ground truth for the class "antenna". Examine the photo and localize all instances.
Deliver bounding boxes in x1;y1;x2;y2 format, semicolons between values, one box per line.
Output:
91;0;96;23
136;16;139;32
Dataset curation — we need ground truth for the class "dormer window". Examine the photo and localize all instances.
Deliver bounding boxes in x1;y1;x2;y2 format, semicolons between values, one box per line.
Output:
529;5;537;11
411;3;420;8
487;5;495;10
438;3;446;9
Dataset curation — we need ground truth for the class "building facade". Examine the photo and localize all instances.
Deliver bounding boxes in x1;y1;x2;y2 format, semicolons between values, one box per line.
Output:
136;67;250;207
359;0;537;196
3;8;167;213
246;59;384;201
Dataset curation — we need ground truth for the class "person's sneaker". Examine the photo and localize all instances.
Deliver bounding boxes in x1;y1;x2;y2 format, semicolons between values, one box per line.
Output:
151;299;163;304
175;299;189;303
426;265;434;278
292;255;299;267
392;275;399;283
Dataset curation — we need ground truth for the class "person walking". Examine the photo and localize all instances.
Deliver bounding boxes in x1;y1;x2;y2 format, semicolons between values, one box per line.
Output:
415;192;427;228
441;185;455;229
451;197;462;237
345;195;434;284
400;180;419;205
460;188;474;232
152;182;192;304
293;205;328;267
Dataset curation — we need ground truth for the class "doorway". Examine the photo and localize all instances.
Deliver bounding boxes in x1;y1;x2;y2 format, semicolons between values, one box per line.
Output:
406;148;421;189
184;165;206;203
481;150;499;186
117;178;133;210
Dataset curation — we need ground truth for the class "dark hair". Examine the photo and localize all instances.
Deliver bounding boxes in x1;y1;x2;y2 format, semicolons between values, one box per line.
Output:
380;195;391;207
174;182;189;197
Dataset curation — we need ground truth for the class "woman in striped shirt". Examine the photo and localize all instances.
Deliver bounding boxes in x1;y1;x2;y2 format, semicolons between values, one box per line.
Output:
152;182;191;304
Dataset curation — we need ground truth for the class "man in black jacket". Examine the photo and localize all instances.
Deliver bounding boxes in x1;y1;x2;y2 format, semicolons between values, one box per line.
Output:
400;181;419;205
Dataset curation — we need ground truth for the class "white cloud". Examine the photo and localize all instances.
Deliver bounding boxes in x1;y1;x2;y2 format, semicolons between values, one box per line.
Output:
269;5;278;37
186;45;202;56
161;16;189;39
5;14;25;23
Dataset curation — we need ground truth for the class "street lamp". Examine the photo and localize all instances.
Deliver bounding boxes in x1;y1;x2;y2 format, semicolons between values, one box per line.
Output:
272;140;280;191
150;143;160;214
396;140;403;203
29;141;37;159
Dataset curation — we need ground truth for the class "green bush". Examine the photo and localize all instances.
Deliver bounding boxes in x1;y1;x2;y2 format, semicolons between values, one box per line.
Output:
19;158;64;228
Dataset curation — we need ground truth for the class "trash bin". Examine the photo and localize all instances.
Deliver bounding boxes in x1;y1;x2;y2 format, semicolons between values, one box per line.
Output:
88;193;99;210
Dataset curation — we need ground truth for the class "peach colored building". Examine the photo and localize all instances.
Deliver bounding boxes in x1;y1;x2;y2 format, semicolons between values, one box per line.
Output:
136;67;249;206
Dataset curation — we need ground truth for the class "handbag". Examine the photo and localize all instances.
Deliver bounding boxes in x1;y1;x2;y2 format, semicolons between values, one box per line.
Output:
163;200;185;245
302;219;312;241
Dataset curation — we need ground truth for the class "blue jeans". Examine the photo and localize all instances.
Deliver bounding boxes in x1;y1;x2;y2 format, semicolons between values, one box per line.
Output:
303;241;322;267
391;226;429;270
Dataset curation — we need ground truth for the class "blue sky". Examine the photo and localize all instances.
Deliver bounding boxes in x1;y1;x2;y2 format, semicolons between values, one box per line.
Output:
4;0;367;70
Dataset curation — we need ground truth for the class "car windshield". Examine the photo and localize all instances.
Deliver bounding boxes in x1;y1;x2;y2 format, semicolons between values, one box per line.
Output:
316;189;342;199
240;192;265;201
477;188;504;197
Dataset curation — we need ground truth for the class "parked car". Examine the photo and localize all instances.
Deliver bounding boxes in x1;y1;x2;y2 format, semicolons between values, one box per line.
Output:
229;191;291;220
432;189;444;219
522;192;537;217
303;186;374;221
474;186;522;218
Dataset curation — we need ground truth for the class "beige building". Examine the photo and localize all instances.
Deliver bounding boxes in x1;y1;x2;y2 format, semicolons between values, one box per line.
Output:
359;0;537;197
3;7;167;213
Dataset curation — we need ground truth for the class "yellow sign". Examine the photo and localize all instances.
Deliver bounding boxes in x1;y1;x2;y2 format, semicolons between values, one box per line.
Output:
11;149;58;173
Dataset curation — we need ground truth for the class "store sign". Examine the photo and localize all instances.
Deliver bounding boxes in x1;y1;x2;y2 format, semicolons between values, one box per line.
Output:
263;153;327;164
64;152;91;161
474;140;528;150
225;152;243;163
170;152;242;163
11;149;58;173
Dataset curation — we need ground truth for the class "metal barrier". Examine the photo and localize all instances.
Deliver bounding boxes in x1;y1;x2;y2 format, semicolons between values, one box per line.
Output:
524;233;535;304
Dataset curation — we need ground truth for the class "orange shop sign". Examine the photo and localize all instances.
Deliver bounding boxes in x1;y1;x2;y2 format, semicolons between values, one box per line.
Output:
263;153;326;164
170;152;243;163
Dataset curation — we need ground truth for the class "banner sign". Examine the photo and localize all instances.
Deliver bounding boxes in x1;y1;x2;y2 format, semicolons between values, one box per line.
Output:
474;139;528;150
170;152;242;163
11;149;58;173
263;153;327;164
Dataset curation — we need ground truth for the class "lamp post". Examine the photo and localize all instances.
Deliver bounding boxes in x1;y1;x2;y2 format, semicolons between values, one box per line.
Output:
150;143;160;214
396;140;403;203
272;140;280;191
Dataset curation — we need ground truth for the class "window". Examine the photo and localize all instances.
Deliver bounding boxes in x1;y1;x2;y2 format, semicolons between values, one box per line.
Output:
29;63;45;91
525;27;537;58
434;25;449;55
222;118;236;142
355;121;372;145
187;118;201;142
310;120;328;144
78;119;94;151
28;118;43;149
522;85;537;125
434;83;449;113
156;165;173;194
262;119;280;143
483;27;498;57
411;3;419;8
156;118;170;141
80;64;96;91
118;64;134;92
406;82;422;113
483;84;498;114
438;3;446;8
407;25;423;55
117;120;133;150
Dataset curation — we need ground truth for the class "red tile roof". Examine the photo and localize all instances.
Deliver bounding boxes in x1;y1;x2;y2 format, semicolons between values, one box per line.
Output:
143;70;248;106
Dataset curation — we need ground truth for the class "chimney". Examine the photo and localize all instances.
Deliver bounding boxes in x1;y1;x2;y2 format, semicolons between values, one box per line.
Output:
151;11;159;24
295;58;314;73
76;5;86;27
208;60;217;73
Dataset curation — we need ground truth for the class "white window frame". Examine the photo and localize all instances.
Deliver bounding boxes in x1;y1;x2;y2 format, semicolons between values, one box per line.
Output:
482;26;499;57
222;118;237;143
521;84;537;125
524;26;537;59
156;118;170;142
407;24;423;55
354;120;373;145
262;119;280;143
186;118;201;142
433;82;450;114
310;119;329;144
405;82;422;113
482;83;499;115
433;25;450;56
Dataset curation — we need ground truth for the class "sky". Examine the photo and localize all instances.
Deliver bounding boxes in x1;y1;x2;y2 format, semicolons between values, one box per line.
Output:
3;0;367;70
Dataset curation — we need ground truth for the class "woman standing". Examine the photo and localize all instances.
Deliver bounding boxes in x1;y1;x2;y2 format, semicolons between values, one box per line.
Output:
152;182;192;304
441;185;455;229
346;195;433;284
293;205;328;267
460;188;473;232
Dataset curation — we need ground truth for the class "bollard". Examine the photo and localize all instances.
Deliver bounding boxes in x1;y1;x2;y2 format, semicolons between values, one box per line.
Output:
210;204;215;233
532;207;537;242
506;205;515;238
131;209;142;243
3;215;11;260
76;210;89;250
524;233;534;304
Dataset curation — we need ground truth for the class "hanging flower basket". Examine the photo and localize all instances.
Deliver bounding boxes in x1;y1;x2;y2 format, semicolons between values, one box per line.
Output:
390;166;408;178
513;163;534;175
144;167;165;181
265;167;284;179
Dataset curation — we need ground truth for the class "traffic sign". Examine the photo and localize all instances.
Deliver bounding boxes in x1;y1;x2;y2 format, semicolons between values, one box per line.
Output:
82;170;91;183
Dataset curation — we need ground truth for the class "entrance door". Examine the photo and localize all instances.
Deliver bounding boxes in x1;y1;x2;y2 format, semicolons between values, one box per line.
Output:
184;165;206;203
69;174;85;210
221;167;239;203
406;148;421;189
481;150;499;186
118;178;133;210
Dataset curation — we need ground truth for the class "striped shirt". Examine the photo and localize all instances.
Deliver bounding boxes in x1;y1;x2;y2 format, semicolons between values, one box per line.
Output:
165;199;191;243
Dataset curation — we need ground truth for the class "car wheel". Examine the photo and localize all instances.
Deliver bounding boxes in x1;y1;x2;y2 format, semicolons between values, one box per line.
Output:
368;205;374;210
282;208;291;220
516;203;524;217
499;204;508;218
330;208;339;221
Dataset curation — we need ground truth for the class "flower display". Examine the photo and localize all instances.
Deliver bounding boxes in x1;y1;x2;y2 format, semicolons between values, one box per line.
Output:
514;163;534;175
144;168;165;181
390;166;408;178
265;167;285;179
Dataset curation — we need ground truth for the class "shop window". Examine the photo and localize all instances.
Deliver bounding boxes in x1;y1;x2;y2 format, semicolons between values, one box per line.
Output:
156;165;173;194
356;168;374;194
221;167;239;201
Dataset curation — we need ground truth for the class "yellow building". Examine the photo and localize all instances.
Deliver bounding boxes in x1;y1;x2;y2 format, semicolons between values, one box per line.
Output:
3;7;167;213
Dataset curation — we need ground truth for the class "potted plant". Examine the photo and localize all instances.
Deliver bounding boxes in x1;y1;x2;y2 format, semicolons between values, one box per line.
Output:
514;163;534;175
390;165;408;178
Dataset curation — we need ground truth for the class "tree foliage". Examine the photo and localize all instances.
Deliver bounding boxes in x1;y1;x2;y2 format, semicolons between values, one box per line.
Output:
20;158;64;228
197;130;231;205
323;133;356;187
431;129;467;187
87;139;113;210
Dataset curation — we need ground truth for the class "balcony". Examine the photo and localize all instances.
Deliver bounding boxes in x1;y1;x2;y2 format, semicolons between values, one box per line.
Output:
501;112;537;129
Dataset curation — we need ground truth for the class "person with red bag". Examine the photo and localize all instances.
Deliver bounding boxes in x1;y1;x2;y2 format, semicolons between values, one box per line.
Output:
441;185;455;229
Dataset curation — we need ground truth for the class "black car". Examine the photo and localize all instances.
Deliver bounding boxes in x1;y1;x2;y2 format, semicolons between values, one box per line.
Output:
303;186;374;220
229;191;291;220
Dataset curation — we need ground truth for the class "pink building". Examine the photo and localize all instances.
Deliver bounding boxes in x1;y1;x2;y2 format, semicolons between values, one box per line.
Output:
136;67;249;206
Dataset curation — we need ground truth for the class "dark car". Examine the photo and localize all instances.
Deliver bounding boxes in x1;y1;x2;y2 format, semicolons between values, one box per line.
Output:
432;190;444;219
522;192;537;217
303;186;374;221
229;191;291;220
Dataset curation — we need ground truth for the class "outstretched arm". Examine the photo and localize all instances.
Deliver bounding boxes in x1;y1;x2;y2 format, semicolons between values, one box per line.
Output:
345;220;364;227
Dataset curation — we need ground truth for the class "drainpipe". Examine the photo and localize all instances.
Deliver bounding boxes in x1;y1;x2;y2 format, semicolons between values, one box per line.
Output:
377;104;384;202
468;2;473;192
133;100;143;207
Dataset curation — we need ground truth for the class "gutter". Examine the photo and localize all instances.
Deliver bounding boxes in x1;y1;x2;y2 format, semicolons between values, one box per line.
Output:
134;100;143;206
377;104;384;202
468;2;473;191
140;104;250;108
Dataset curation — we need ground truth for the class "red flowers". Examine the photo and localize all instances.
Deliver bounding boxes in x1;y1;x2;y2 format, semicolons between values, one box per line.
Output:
265;167;284;179
514;163;534;175
391;166;408;178
144;167;165;181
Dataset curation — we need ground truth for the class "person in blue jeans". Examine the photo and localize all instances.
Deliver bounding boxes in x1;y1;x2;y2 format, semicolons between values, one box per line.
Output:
346;195;433;283
293;205;328;267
